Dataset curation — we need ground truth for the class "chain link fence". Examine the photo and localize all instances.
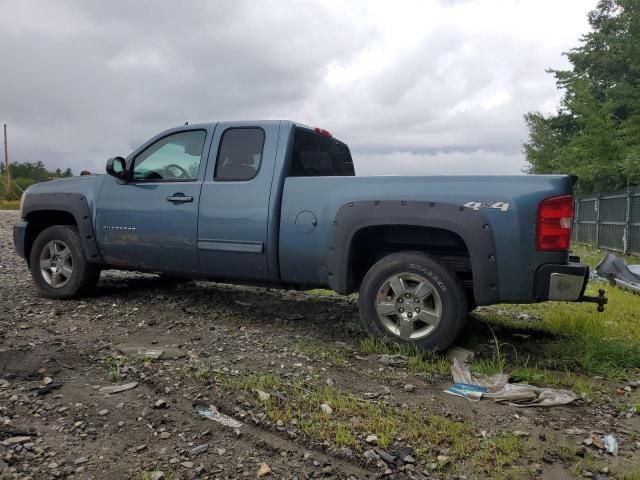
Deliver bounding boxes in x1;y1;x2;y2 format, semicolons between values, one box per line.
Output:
573;186;640;255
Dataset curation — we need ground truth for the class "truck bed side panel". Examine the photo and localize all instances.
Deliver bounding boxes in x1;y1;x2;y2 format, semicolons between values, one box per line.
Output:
278;175;573;303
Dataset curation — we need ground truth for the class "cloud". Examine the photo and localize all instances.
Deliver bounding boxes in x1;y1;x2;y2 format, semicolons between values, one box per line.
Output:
0;0;593;175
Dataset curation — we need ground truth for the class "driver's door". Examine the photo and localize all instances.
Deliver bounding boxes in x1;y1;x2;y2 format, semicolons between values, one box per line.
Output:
96;127;212;273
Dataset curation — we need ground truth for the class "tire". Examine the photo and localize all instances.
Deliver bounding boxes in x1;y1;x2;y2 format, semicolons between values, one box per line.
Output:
358;251;467;351
29;225;101;299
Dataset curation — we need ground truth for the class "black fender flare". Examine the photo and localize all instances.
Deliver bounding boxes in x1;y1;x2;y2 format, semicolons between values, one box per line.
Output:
22;192;103;263
327;200;499;305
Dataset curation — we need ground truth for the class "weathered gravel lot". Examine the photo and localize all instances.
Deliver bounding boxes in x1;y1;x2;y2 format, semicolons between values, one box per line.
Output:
1;210;639;480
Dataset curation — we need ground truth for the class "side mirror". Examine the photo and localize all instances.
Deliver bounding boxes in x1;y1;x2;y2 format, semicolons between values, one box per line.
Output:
106;157;127;180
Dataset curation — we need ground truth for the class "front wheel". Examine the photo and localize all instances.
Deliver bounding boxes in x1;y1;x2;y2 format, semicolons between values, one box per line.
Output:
358;252;467;351
29;225;101;299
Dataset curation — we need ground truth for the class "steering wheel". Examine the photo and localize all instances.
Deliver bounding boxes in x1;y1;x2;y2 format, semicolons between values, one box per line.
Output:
165;164;189;179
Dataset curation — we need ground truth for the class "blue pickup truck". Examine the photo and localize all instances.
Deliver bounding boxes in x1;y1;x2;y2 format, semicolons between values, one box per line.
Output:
13;121;605;350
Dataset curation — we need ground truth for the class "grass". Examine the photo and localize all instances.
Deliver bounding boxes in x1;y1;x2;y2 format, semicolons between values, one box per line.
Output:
293;338;348;366
214;370;527;477
570;452;601;477
102;354;127;382
471;244;640;380
0;199;19;210
359;336;451;377
472;432;527;479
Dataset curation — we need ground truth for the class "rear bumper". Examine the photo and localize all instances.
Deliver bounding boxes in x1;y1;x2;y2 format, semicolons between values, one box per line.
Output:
535;263;589;301
13;221;28;259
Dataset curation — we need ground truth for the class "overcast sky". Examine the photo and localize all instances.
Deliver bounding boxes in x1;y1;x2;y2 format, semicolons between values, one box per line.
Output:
0;0;593;176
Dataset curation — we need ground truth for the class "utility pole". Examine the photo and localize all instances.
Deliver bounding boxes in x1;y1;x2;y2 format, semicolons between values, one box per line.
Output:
3;124;9;198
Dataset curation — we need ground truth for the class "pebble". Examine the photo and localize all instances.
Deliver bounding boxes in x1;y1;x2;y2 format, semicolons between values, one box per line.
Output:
255;389;271;402
189;443;208;456
159;432;171;439
98;409;109;416
180;461;194;468
403;383;416;392
74;457;88;465
320;403;333;415
257;462;272;477
365;434;378;445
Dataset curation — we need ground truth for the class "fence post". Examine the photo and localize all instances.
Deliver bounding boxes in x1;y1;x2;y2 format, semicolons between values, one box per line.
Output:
595;192;600;248
624;187;631;255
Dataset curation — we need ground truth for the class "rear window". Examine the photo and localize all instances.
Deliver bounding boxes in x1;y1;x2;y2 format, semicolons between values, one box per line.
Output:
290;127;355;177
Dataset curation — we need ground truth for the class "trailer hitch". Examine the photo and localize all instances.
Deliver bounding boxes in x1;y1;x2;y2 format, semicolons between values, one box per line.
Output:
579;289;607;312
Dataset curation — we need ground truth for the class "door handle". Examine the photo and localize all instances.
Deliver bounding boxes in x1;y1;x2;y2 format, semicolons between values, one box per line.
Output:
167;193;193;203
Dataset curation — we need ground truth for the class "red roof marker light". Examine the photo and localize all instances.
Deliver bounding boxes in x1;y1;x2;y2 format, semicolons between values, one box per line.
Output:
314;127;332;138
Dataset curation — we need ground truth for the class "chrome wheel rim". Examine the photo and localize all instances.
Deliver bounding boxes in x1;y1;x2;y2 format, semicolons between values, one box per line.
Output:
40;240;73;288
375;272;442;340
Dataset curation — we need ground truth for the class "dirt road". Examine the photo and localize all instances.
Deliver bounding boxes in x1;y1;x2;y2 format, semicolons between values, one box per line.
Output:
1;210;638;479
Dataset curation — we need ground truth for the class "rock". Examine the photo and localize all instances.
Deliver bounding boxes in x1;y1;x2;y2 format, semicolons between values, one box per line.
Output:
153;399;168;409
43;376;53;385
339;447;354;458
115;344;186;359
189;443;208;456
0;379;9;388
134;444;147;452
159;432;171;439
403;383;416;392
437;455;450;463
326;378;335;387
180;461;194;468
591;435;605;450
378;354;408;366
320;403;333;415
98;382;138;394
254;390;270;402
149;473;165;480
257;462;272;477
565;427;585;435
403;454;416;464
513;431;530;438
2;436;32;446
98;409;109;416
363;449;380;462
74;457;88;465
365;434;378;445
374;448;397;464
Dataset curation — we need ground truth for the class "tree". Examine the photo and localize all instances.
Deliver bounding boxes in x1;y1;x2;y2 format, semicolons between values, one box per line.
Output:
0;162;74;200
524;0;640;192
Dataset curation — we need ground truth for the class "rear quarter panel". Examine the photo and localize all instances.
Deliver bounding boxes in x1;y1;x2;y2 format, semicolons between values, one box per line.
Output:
279;175;573;303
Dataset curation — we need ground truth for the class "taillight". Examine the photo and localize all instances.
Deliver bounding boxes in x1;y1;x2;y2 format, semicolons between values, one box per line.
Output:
536;194;573;251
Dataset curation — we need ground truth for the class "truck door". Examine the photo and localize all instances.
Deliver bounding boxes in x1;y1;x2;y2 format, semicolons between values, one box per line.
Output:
95;127;212;273
197;121;280;281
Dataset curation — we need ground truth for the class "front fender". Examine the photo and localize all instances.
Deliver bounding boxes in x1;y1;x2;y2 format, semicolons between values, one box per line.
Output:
21;192;103;262
327;200;499;305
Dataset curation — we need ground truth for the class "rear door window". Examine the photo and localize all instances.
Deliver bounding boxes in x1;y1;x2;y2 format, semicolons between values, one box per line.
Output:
290;127;355;177
215;128;265;181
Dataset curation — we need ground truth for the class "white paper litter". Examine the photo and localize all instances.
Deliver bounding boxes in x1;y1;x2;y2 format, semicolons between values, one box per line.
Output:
449;358;578;407
196;405;242;428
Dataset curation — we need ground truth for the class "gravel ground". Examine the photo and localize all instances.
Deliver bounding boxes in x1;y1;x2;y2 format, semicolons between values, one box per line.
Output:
1;210;639;480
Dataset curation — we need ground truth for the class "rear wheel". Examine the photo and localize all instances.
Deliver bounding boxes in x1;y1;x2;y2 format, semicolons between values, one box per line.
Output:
29;225;101;299
358;252;467;351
